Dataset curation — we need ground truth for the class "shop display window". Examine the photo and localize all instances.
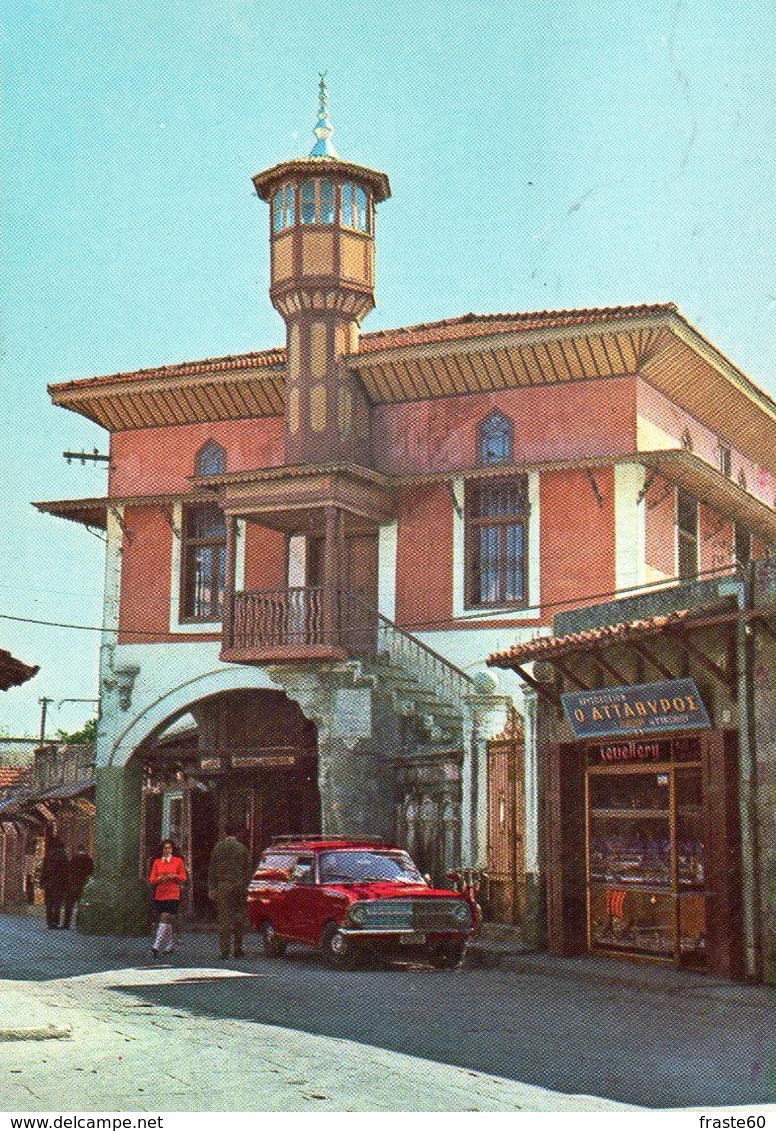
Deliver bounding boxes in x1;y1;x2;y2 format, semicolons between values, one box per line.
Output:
586;743;706;965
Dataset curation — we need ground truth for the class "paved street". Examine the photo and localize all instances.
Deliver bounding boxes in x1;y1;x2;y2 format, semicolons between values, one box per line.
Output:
0;911;774;1112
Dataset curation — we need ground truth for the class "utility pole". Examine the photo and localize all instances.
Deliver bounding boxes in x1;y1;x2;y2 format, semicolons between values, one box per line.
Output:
38;697;53;746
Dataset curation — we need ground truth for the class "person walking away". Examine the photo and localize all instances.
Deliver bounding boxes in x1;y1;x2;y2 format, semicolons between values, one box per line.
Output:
147;839;187;958
62;844;94;929
40;829;70;929
208;826;252;959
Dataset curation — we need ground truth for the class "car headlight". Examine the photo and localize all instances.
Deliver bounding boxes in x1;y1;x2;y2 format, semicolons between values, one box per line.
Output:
453;902;471;923
349;903;367;926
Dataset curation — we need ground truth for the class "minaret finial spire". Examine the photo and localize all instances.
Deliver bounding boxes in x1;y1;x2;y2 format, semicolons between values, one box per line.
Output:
309;72;339;158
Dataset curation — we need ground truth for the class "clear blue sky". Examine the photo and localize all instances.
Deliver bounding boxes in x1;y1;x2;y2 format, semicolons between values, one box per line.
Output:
1;0;775;736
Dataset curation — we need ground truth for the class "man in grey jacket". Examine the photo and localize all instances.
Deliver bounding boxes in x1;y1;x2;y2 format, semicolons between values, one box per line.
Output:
208;826;253;959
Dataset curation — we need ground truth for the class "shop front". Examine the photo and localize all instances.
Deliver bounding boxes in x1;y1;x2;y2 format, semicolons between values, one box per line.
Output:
545;728;742;976
487;577;770;981
141;689;320;917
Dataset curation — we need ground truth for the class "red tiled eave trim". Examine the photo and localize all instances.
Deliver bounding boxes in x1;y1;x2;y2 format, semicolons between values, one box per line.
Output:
47;304;678;394
487;602;739;668
49;349;286;395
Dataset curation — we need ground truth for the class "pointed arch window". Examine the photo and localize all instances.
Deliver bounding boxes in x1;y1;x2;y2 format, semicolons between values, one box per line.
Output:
477;411;513;466
195;441;226;477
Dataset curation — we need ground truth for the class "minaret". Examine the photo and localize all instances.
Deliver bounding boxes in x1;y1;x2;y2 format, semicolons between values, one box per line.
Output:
253;78;391;467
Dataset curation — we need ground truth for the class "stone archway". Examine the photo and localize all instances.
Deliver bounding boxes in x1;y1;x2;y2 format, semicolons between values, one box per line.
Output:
141;686;321;917
83;665;324;936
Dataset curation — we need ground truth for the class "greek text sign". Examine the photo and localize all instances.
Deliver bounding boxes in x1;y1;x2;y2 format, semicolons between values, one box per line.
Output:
561;679;710;738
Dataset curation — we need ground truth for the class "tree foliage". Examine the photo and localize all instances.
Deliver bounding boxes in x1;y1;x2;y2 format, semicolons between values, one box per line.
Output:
55;717;98;744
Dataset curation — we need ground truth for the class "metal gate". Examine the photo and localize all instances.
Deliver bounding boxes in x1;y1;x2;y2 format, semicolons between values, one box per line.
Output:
486;729;525;925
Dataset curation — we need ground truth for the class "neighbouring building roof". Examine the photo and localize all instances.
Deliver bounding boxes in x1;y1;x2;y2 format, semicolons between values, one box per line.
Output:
0;766;27;789
0;649;39;692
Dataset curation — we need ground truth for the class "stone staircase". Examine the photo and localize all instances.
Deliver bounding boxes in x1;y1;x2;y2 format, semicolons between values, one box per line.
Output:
366;607;478;742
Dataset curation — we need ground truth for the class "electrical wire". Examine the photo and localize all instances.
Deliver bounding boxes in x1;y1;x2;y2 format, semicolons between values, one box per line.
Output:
0;559;757;639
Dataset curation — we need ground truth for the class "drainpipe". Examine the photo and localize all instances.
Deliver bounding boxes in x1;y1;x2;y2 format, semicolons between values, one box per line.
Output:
718;569;761;980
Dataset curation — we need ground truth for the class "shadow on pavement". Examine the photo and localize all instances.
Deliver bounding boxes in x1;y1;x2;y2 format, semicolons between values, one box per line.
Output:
3;913;775;1109
106;946;775;1110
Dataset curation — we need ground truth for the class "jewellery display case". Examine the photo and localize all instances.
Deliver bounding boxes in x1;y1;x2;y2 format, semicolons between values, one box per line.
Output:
586;739;706;964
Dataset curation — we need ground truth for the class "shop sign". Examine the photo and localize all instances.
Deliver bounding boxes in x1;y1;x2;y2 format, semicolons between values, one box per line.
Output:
199;756;223;772
232;755;297;768
588;739;667;766
562;678;710;739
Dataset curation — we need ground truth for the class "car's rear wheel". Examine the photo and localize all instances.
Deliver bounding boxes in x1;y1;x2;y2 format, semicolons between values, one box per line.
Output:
258;920;287;959
427;941;466;969
321;922;353;968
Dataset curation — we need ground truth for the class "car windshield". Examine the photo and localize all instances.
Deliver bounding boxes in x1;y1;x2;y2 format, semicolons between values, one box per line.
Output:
318;850;426;885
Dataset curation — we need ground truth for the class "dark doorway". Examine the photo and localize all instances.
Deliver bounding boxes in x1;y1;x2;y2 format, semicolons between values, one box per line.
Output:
190;785;219;918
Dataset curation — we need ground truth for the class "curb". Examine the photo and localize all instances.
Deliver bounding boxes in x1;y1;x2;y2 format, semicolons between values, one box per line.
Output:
0;1025;72;1042
465;945;776;1009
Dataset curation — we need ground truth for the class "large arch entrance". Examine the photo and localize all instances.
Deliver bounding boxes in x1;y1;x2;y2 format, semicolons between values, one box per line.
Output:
140;688;320;917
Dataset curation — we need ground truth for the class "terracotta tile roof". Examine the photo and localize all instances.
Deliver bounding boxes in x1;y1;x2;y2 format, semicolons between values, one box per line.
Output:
357;304;679;354
0;766;26;789
488;603;731;668
48;304;678;394
49;347;286;395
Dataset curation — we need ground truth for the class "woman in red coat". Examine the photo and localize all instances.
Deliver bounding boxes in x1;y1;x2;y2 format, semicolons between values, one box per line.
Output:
147;839;187;958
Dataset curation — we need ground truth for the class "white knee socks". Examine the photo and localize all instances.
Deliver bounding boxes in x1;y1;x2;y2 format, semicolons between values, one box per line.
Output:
153;920;174;953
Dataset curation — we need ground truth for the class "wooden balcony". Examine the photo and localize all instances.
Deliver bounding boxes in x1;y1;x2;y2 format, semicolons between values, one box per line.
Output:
220;586;377;664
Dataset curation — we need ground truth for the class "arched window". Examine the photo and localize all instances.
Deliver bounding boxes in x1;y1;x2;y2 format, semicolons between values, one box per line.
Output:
477;411;513;466
300;180;316;225
195;441;226;477
282;183;295;227
271;184;295;231
339;183;370;231
272;188;283;233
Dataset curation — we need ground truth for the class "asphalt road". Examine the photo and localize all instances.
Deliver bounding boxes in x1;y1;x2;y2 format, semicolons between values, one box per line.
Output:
2;911;774;1109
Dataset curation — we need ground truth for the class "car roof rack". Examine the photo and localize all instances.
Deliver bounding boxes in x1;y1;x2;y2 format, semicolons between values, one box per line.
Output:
270;834;347;844
270;833;387;846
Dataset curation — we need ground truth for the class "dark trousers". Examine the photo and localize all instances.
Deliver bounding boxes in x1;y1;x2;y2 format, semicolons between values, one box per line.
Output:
215;882;245;957
45;893;64;928
62;892;79;929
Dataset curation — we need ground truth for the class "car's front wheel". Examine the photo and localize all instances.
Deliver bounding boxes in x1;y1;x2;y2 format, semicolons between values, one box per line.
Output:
427;941;466;969
321;922;353;968
258;920;287;959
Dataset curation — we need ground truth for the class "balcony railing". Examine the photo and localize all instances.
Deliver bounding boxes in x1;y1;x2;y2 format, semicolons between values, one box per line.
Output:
230;586;325;649
224;586;376;659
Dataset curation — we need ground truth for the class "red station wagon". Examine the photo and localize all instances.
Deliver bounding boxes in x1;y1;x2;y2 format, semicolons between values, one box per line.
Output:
246;836;474;968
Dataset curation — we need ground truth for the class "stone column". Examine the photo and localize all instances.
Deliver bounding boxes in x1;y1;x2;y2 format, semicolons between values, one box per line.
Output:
270;664;400;844
520;687;542;949
77;760;150;935
78;504;148;935
461;678;511;870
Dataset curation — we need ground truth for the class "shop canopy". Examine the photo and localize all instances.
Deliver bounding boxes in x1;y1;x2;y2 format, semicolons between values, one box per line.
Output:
488;598;776;704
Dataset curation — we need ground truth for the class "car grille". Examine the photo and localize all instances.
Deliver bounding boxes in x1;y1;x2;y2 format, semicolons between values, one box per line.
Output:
354;898;470;931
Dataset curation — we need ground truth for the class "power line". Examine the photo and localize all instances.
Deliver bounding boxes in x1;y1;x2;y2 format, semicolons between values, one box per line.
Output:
0;560;756;640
